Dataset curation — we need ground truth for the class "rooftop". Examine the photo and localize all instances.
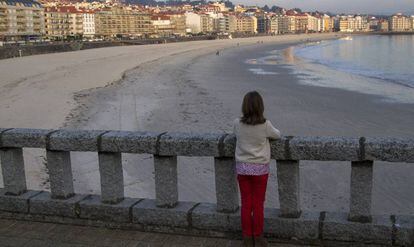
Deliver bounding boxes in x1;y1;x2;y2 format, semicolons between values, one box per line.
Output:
1;0;41;8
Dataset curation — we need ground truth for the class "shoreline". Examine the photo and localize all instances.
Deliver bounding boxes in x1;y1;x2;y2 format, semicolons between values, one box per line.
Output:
1;31;412;60
0;34;330;60
1;32;413;215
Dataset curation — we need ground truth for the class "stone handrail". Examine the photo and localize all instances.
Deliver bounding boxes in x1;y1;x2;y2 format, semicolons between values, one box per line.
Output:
0;128;413;246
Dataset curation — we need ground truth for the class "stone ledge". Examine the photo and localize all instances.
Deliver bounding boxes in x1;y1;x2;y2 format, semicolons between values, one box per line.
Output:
132;199;197;227
48;130;107;151
289;136;360;161
29;192;87;218
270;137;288;160
0;127;413;163
1;128;54;148
78;195;141;223
322;212;392;245
0;128;13;146
222;134;236;157
365;138;414;163
158;132;224;157
100;130;159;154
395;215;414;246
264;208;319;241
0;190;41;213
191;203;241;232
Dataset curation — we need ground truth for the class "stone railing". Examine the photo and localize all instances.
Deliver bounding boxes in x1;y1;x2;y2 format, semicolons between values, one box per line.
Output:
0;128;413;246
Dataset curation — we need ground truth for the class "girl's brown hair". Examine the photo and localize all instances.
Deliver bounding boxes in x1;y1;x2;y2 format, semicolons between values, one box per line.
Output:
240;91;266;125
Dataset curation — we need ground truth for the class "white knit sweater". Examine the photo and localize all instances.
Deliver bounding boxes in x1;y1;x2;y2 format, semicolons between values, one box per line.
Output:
233;118;281;164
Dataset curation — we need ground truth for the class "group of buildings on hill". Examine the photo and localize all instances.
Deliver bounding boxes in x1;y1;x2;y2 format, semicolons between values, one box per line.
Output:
1;0;414;42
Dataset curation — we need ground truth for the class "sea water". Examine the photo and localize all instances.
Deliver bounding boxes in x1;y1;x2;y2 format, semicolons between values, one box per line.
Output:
292;35;414;103
246;35;414;103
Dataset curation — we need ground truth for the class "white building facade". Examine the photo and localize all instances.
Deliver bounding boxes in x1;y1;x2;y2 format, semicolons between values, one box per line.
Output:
82;11;95;38
185;12;201;33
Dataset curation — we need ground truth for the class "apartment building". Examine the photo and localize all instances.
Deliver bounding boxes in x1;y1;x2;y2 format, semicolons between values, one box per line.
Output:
168;12;186;36
257;15;278;34
412;16;414;30
235;15;257;34
339;15;368;32
44;7;83;39
216;14;236;33
293;13;308;33
307;14;320;32
277;15;295;34
95;7;151;38
0;0;44;41
389;13;412;32
378;19;389;32
257;15;266;33
185;12;201;33
285;12;320;33
82;10;95;38
151;15;173;37
200;13;214;33
322;14;334;32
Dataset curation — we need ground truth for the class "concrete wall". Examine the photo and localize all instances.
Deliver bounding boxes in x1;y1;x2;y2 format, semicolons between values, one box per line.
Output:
0;128;413;246
0;36;216;60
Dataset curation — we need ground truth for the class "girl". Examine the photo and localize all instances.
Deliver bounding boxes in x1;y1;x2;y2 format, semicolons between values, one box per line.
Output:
233;91;281;247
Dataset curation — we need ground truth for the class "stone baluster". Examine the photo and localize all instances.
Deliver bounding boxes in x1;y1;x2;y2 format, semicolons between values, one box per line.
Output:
46;150;74;199
214;157;239;213
0;148;26;195
98;152;124;204
154;155;178;208
276;160;301;218
349;160;373;223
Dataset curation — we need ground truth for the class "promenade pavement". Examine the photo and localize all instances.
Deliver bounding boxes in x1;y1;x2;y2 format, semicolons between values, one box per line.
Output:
0;219;303;247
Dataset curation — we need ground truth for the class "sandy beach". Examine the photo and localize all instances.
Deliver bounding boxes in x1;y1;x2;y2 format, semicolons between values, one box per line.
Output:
1;33;413;215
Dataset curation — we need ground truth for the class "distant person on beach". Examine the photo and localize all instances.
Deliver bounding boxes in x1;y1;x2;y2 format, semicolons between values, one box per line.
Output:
233;91;281;247
216;50;220;56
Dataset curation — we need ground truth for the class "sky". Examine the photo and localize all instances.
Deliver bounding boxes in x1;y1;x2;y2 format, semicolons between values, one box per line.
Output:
232;0;414;15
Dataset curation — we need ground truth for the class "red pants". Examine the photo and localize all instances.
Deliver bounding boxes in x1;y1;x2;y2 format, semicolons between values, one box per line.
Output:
237;174;269;237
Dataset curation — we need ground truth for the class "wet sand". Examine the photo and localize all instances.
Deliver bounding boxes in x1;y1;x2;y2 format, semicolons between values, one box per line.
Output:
1;33;413;215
